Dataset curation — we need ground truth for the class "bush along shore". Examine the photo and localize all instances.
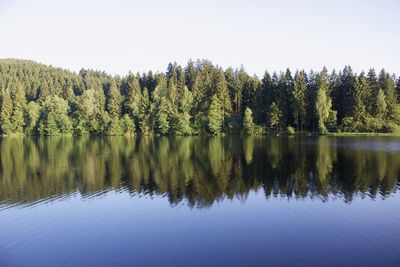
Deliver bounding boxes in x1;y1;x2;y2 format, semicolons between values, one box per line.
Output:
1;59;400;136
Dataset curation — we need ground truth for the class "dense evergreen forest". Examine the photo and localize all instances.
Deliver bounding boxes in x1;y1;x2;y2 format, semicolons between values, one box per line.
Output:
1;59;400;136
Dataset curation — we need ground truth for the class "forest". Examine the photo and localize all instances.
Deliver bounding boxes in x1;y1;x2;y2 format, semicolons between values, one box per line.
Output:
0;59;400;136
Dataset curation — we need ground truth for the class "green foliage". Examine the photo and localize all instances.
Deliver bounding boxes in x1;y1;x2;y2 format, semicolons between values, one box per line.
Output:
10;83;26;134
156;97;171;135
0;89;13;135
207;95;223;135
24;101;41;135
286;126;295;135
376;89;387;119
243;107;255;135
106;118;123;136
384;122;400;133
293;71;307;131
175;112;192;135
124;74;141;118
38;96;73;135
138;88;152;135
326;110;337;132
0;59;399;136
121;114;135;135
340;117;355;132
107;80;122;118
268;102;282;132
315;69;333;133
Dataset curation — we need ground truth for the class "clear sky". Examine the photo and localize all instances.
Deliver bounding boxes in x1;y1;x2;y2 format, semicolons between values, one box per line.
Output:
0;0;399;77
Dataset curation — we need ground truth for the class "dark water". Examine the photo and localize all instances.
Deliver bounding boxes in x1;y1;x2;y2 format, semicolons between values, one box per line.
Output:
0;136;400;267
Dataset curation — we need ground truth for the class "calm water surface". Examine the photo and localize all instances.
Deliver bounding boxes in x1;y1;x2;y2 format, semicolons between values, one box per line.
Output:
0;136;399;267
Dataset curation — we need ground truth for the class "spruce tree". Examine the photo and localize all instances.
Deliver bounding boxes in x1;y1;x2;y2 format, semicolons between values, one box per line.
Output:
124;74;141;119
0;89;13;135
156;97;171;135
293;70;307;131
207;94;223;135
107;80;122;119
11;82;26;134
376;89;387;119
138;87;151;135
353;73;368;127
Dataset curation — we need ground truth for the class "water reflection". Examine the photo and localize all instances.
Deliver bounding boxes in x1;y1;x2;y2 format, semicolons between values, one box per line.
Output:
0;136;399;208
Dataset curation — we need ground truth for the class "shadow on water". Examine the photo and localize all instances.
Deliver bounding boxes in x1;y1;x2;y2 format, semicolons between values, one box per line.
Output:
0;136;399;208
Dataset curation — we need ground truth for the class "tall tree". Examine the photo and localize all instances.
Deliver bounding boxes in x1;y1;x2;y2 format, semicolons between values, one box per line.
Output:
315;68;333;133
268;102;282;132
352;72;368;126
293;70;307;131
10;82;27;134
156;97;171;135
376;89;387;119
138;87;152;135
0;89;13;135
107;80;122;119
124;74;141;119
207;94;223;135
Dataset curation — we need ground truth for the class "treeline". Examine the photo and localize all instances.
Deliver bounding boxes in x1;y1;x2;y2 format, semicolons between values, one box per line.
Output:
0;59;400;136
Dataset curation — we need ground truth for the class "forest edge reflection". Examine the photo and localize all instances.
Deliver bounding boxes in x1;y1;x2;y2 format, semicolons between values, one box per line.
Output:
0;136;399;208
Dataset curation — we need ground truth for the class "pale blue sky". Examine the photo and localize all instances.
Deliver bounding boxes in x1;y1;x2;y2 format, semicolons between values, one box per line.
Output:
0;0;399;76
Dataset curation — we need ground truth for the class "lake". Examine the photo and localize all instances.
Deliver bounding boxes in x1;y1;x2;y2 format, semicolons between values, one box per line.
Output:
0;136;400;267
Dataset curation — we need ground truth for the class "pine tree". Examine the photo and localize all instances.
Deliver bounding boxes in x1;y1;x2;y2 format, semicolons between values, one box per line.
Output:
176;112;192;135
37;82;50;102
121;114;135;135
215;69;232;127
124;74;141;119
207;94;223;135
138;87;151;135
156;97;171;135
379;70;399;122
243;107;255;135
376;89;387;119
352;73;368;127
0;89;13;135
293;70;307;131
107;80;122;119
367;69;379;116
10;82;26;134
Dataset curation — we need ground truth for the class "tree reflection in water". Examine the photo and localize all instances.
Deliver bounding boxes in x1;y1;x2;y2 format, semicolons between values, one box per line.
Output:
0;136;399;208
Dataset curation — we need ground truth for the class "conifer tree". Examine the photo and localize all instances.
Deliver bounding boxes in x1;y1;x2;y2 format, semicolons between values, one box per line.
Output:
107;80;122;119
293;71;307;131
376;89;387;119
10;82;26;134
138;88;151;135
0;89;13;135
352;73;368;126
156;97;171;135
215;69;232;125
124;74;141;119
